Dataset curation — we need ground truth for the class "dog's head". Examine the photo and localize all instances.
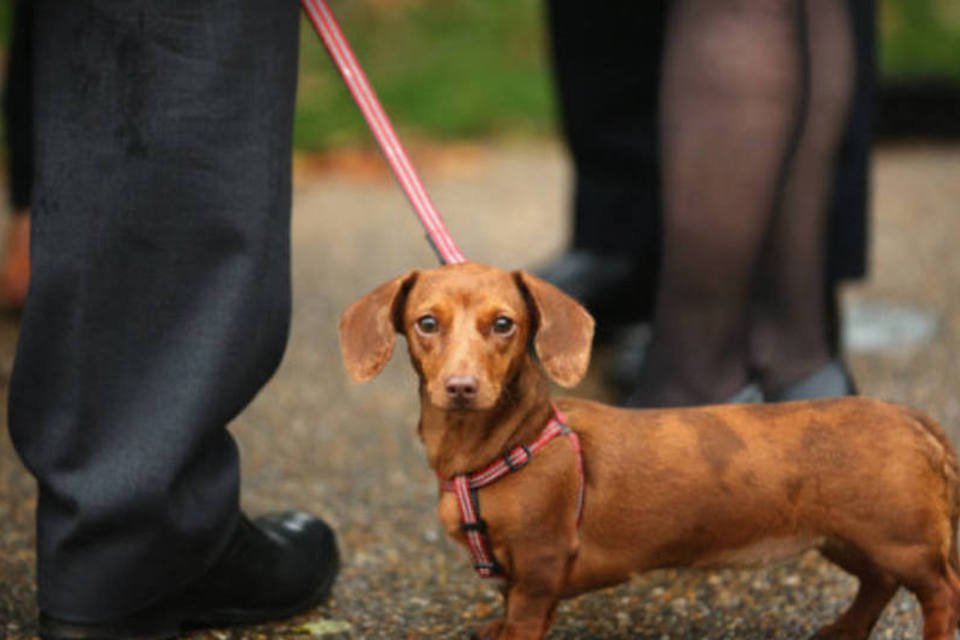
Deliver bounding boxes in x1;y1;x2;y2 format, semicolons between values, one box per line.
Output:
339;262;595;410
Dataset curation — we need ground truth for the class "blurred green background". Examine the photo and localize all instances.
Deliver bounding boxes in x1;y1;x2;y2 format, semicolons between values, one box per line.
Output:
295;0;552;149
1;0;958;151
298;0;960;149
881;0;960;81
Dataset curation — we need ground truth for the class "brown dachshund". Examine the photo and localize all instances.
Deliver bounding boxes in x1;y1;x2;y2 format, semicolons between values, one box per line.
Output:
339;262;960;640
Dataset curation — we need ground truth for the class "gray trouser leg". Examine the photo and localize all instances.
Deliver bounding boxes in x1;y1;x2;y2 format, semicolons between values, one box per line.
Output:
9;0;300;620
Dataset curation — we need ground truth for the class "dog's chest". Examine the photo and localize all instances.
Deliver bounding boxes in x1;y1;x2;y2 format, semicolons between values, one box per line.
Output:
437;492;466;542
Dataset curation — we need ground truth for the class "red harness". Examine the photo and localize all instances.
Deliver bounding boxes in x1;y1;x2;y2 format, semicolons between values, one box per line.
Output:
438;408;585;578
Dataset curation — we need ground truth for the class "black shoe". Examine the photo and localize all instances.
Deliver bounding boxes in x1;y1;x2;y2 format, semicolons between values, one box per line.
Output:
535;250;655;334
724;383;764;404
39;511;340;640
765;359;858;402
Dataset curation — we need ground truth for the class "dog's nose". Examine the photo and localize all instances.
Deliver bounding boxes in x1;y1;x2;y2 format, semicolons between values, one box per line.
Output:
445;375;478;401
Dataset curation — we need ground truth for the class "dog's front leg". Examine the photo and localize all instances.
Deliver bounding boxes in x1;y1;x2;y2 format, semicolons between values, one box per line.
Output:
473;550;572;640
472;582;559;640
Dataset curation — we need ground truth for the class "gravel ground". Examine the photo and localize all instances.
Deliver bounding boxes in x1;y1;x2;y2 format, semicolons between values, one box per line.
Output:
2;141;959;639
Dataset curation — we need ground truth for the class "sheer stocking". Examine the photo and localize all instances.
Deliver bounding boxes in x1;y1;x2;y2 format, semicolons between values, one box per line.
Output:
629;0;854;406
751;0;855;393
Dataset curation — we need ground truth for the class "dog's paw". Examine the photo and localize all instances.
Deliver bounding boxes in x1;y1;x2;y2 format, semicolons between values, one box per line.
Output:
470;619;505;640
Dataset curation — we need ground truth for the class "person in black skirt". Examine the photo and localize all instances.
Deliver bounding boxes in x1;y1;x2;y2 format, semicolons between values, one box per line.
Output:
542;0;873;404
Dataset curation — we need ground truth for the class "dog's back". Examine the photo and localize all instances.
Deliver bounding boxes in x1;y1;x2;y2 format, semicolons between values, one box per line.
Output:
560;396;960;597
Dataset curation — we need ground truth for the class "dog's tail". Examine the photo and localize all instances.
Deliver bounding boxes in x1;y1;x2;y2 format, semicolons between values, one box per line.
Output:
903;406;960;625
903;406;960;518
922;413;960;626
900;405;960;599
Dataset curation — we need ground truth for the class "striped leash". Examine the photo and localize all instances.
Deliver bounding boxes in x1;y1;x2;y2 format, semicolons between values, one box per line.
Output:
301;0;467;266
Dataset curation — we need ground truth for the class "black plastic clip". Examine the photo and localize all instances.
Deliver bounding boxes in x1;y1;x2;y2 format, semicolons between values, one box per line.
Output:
503;445;532;471
461;518;488;534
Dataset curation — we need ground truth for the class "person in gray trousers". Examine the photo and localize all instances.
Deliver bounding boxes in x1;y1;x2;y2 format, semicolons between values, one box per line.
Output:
9;2;339;637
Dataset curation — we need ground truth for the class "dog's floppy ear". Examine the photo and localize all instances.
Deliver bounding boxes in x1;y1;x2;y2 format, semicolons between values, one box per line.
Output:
339;271;418;382
514;270;595;388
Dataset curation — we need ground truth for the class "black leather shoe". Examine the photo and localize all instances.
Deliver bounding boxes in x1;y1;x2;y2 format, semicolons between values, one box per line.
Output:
535;250;656;333
39;511;340;640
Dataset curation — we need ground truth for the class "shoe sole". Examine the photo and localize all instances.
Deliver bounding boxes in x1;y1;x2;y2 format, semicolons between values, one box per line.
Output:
38;616;179;640
39;550;341;640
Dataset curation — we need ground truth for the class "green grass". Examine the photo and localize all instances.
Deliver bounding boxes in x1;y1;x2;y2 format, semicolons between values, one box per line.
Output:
294;0;553;150
880;0;960;81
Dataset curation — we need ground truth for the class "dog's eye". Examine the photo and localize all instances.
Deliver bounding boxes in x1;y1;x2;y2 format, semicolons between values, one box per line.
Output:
415;315;440;335
492;316;515;335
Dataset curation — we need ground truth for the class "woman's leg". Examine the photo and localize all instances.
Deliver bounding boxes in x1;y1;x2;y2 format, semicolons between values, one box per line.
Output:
629;0;803;406
750;0;855;394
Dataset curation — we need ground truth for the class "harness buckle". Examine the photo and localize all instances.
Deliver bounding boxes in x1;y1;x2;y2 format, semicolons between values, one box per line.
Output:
503;444;532;471
461;518;488;534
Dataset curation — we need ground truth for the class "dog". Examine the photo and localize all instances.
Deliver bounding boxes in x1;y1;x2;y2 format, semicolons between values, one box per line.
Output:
339;261;960;640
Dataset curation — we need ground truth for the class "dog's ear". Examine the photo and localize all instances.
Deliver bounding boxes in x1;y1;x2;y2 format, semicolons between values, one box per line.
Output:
514;270;595;388
339;271;418;382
